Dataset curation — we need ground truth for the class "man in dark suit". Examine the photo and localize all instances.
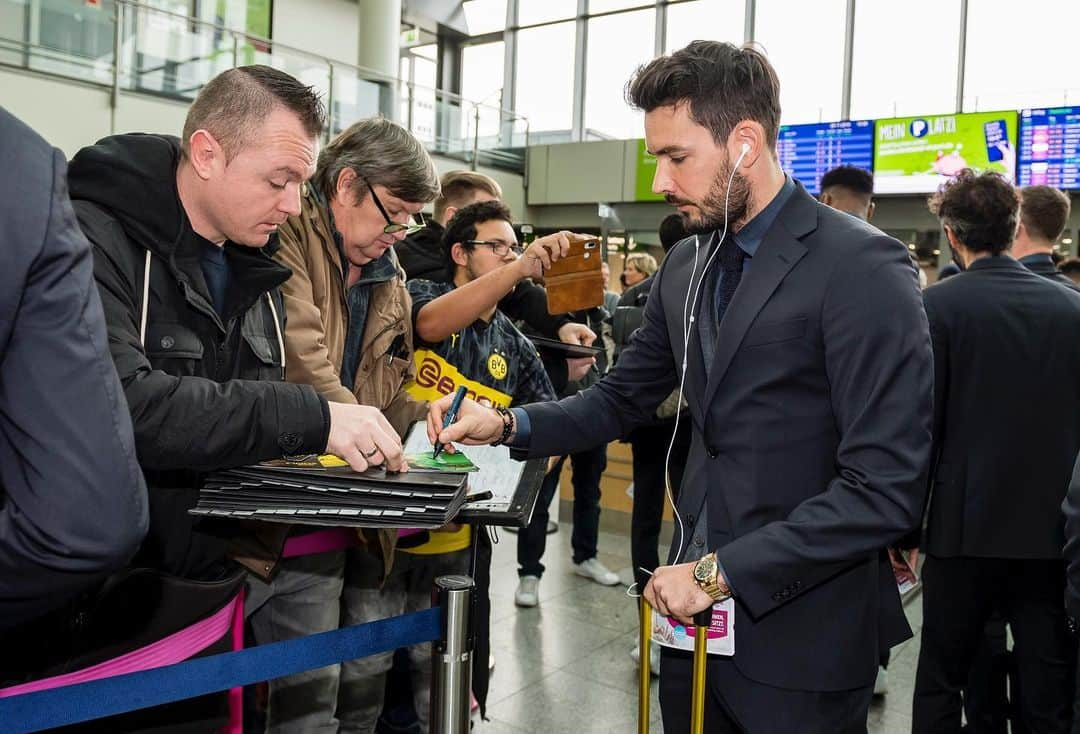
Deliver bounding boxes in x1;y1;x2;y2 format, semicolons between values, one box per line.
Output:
1064;453;1080;733
912;170;1080;733
1013;185;1080;292
426;41;933;732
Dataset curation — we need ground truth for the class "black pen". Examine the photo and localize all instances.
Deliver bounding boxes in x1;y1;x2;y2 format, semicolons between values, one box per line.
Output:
433;385;468;460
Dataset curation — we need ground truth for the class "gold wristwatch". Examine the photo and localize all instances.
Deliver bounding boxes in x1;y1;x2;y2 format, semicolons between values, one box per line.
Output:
693;552;731;601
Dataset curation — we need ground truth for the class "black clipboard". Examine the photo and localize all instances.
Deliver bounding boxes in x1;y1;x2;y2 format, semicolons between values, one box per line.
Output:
530;335;604;359
456;455;547;527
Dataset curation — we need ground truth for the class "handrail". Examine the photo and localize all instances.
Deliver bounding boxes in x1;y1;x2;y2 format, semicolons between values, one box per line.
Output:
1;0;530;170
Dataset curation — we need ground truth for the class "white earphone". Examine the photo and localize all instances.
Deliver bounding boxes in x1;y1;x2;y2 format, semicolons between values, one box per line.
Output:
664;139;752;566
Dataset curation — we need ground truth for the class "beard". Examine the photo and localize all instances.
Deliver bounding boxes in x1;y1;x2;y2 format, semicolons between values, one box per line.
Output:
665;156;753;236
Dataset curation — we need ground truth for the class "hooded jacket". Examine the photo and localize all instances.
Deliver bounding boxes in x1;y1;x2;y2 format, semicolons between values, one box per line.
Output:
68;134;331;582
394;220;447;282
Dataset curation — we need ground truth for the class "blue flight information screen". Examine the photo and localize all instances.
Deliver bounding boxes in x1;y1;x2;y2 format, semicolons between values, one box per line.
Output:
1018;107;1080;190
777;120;874;195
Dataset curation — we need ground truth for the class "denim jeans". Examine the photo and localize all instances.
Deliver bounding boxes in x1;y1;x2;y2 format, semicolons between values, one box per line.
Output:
245;550;346;734
517;443;607;577
337;546;470;734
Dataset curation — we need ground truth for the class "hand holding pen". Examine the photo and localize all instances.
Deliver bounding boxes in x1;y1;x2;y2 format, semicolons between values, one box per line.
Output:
432;385;468;459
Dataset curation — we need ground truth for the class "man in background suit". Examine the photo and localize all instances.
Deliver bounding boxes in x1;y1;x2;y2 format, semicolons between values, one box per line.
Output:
1014;185;1079;292
1064;453;1080;733
426;41;932;732
912;170;1080;733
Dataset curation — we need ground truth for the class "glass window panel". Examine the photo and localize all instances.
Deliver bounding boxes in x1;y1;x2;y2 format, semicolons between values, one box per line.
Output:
462;41;506;140
463;41;505;106
964;0;1080;111
463;0;507;36
665;0;744;53
584;8;655;140
411;55;438;144
517;0;577;27
588;0;653;13
0;0;27;67
411;42;437;61
754;0;846;125
514;20;575;133
850;0;959;118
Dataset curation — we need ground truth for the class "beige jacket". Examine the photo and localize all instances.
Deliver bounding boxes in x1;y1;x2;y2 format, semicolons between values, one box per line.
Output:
269;185;428;575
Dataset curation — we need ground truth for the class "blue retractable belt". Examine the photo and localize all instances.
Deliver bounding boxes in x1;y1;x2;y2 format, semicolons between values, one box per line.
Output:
0;607;441;733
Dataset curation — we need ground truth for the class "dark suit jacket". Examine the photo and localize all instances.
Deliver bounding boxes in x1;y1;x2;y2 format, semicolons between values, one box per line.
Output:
0;108;147;627
922;256;1080;559
517;182;933;691
1063;453;1080;618
1018;252;1080;293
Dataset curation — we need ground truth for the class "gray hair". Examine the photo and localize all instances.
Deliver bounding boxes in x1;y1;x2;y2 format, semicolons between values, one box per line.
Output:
313;117;440;206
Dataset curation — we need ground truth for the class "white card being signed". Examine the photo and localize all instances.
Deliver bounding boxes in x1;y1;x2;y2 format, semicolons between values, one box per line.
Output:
651;600;735;656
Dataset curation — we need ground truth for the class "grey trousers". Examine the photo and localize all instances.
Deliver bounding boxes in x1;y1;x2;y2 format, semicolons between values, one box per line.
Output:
246;551;346;734
337;546;471;734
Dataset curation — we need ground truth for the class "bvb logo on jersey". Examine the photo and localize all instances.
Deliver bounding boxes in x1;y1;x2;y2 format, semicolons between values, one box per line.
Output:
487;352;508;380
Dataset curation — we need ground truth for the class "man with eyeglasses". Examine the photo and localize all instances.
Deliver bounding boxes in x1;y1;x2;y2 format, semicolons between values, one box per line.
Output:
271;117;440;732
335;200;579;732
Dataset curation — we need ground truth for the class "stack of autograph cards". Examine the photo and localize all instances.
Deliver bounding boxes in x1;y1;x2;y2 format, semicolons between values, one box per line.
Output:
191;454;468;528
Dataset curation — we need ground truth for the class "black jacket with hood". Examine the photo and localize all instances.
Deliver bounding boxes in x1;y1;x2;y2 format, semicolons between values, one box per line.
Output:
68;134;331;583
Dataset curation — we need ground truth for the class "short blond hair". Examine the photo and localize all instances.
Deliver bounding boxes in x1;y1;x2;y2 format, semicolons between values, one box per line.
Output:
434;171;502;221
625;253;658;277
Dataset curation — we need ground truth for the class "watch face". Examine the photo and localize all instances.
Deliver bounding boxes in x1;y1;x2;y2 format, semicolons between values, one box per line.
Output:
694;556;716;583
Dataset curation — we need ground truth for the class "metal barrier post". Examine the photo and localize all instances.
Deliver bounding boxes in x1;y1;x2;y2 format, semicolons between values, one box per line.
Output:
638;597;652;734
689;609;711;734
429;575;475;734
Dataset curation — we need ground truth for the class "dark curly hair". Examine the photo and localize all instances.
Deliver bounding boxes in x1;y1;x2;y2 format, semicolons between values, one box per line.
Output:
442;200;514;276
928;170;1020;256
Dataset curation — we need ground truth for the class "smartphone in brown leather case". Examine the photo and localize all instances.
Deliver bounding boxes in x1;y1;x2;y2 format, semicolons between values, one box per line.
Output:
543;234;604;315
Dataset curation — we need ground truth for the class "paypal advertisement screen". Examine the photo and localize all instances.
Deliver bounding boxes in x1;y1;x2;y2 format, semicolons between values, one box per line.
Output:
1018;107;1080;190
776;120;875;195
873;111;1018;194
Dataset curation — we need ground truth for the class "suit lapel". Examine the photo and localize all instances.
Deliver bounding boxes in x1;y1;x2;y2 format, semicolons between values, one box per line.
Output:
701;191;816;409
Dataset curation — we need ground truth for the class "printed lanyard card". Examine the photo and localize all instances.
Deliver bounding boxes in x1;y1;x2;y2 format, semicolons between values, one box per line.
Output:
651;599;735;656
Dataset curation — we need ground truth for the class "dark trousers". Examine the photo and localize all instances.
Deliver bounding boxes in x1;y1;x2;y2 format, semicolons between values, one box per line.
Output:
517;444;606;577
913;555;1077;734
1074;643;1080;734
629;417;691;590
658;647;873;733
963;614;1029;734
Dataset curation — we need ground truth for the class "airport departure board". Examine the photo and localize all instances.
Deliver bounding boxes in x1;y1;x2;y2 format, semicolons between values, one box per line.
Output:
1018;106;1080;190
776;120;874;195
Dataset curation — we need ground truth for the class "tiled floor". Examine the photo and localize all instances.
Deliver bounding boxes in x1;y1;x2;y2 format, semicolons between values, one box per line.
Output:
474;523;922;733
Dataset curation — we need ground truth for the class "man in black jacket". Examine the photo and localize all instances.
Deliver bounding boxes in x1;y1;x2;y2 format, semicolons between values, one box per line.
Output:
1064;453;1080;733
395;169;499;281
67;67;407;729
0;107;147;662
1014;185;1080;292
913;170;1080;733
